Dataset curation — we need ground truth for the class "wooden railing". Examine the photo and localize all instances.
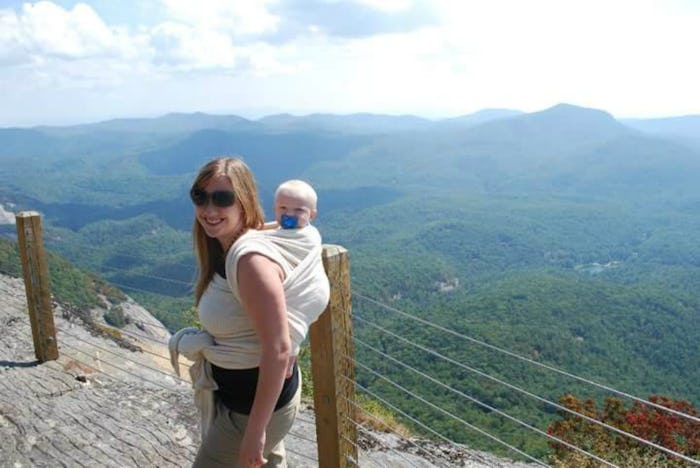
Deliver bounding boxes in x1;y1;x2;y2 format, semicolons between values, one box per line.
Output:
311;244;357;467
15;211;358;468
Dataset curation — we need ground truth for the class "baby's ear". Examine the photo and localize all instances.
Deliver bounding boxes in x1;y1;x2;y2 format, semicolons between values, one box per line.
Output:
310;208;318;220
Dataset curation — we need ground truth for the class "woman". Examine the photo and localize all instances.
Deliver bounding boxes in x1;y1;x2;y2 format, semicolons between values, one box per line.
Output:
186;157;300;468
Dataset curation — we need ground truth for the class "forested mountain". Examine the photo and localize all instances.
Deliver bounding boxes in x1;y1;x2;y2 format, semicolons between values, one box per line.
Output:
1;103;698;459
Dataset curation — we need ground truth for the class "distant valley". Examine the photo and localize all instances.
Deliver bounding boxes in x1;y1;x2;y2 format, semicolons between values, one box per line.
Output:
1;103;699;457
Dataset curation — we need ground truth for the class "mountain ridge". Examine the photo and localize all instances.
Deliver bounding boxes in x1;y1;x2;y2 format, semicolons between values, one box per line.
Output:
1;101;699;459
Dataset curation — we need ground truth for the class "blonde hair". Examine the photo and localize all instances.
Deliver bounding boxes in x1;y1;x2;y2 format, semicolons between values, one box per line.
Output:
275;179;318;210
191;157;265;304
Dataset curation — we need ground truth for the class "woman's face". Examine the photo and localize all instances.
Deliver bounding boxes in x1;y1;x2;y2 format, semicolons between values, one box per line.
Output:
194;175;244;249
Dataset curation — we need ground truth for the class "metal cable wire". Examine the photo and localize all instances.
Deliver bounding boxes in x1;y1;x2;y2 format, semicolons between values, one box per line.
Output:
99;264;193;287
344;400;430;468
107;280;188;298
61;340;189;404
43;241;196;273
301;307;695;466
103;323;169;345
337;434;364;467
346;397;430;458
91;251;194;272
46;318;322;465
59;304;187;367
58;332;464;468
352;313;700;466
340;434;396;466
5;261;699;465
352;291;700;425
288;429;316;445
97;315;165;336
30;358;193;466
108;329;173;363
126;317;178;334
352;379;500;468
284;446;318;464
58;326;319;466
3;244;193;295
354;335;614;467
35;309;700;467
57;341;196;424
349;357;551;467
56;325;190;386
44;242;195;289
294;412;316;426
0;267;20;277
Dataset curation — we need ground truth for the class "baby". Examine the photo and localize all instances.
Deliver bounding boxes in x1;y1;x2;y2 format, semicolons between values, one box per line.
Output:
268;179;318;229
265;179;329;376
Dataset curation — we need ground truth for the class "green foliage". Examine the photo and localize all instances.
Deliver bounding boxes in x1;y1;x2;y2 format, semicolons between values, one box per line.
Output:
3;108;700;462
104;306;130;328
129;292;193;332
0;238;125;310
0;237;22;277
297;344;314;399
354;393;414;436
182;305;200;328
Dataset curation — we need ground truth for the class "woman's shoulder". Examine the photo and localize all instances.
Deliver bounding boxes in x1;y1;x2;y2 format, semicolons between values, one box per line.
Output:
225;229;289;287
226;230;282;265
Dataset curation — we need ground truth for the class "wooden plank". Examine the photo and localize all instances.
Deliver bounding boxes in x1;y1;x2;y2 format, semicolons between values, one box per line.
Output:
15;211;58;362
310;244;357;467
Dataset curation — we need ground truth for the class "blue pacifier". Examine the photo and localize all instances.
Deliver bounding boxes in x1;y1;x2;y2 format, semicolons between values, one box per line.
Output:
280;214;299;229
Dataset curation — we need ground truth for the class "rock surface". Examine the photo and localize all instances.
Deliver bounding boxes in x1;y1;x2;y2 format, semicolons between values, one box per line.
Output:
1;273;537;467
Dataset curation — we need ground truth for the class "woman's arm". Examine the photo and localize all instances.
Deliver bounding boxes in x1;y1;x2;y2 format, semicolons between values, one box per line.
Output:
236;252;291;467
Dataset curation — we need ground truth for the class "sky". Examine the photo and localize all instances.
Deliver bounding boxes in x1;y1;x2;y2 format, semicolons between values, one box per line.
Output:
1;0;699;127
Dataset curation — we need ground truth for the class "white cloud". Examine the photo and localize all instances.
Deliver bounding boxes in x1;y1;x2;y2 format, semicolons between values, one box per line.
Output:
160;0;280;36
0;1;148;68
0;9;27;66
409;0;700;116
243;41;302;76
0;0;698;125
352;0;413;12
150;22;238;70
20;1;122;59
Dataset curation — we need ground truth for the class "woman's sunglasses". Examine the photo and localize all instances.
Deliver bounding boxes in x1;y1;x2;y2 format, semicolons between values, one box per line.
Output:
190;188;236;207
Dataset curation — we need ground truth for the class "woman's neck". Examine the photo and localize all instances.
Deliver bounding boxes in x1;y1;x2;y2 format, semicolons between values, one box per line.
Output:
219;227;248;251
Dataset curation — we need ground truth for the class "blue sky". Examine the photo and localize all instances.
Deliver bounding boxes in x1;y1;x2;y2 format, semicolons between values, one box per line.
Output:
1;0;699;126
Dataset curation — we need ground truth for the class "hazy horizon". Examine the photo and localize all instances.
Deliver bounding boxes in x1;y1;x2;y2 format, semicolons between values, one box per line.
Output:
4;103;700;130
1;1;699;127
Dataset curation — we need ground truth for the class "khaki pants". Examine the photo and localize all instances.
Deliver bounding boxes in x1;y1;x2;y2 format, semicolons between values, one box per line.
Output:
192;373;301;468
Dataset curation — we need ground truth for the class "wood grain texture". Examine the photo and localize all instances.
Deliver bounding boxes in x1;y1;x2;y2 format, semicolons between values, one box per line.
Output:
310;245;358;468
15;211;58;362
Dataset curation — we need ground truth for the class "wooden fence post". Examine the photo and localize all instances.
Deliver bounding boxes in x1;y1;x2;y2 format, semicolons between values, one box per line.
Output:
15;211;58;362
310;245;357;467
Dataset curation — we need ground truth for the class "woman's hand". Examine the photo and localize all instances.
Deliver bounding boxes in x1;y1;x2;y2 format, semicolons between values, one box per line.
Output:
239;427;267;467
